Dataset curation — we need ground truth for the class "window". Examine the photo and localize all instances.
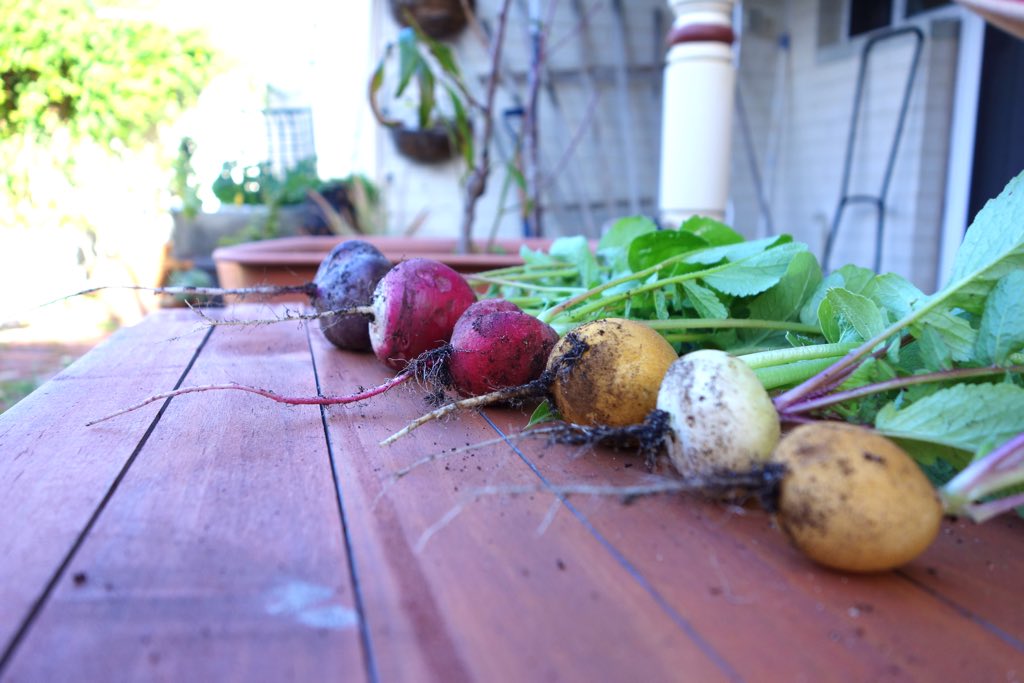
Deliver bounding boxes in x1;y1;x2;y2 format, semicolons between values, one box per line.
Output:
819;0;952;48
849;0;894;37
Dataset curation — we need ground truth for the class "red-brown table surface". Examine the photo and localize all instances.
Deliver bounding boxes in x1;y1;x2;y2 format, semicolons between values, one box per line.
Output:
1;306;1022;682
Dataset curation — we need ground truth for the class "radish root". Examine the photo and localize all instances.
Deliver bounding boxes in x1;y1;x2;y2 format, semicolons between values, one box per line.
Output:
86;346;453;426
380;332;590;446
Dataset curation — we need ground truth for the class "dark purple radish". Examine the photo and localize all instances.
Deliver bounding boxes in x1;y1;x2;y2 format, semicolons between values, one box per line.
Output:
311;240;393;351
448;300;559;397
369;258;477;370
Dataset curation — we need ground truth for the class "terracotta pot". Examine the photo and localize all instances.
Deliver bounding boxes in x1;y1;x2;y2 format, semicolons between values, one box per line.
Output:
389;0;475;39
213;235;553;302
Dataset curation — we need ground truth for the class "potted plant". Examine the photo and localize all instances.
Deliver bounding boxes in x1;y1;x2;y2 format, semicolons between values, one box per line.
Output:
169;139;383;280
369;25;475;166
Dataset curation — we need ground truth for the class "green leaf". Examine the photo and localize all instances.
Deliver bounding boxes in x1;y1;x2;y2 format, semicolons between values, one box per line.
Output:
549;236;600;288
747;251;823;323
416;67;436;129
597;216;657;273
700;241;806;297
816;296;852;344
653;288;669;320
369;57;387;98
424;36;461;77
948;171;1024;287
444;83;473;167
870;272;922;320
871;273;976;362
679;215;745;245
825;288;888;343
682;281;728;319
975;270;1024;365
519;242;571;268
799;263;877;326
875;382;1024;454
917;325;953;371
526;400;557;427
627;230;707;272
684;234;791;267
396;28;421;97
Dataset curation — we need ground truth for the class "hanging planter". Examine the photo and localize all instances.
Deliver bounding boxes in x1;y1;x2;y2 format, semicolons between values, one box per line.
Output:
369;27;475;166
389;124;455;164
388;0;475;40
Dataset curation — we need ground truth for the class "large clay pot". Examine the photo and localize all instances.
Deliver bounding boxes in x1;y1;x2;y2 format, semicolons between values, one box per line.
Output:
213;235;554;302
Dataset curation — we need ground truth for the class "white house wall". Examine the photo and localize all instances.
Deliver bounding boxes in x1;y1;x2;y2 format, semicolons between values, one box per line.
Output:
369;0;967;291
370;0;667;240
731;0;967;291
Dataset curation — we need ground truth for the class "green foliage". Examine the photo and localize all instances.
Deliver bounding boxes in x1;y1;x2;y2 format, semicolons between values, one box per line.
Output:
0;0;220;150
211;158;323;208
165;267;215;306
172;137;202;219
2;0;220;216
0;378;40;415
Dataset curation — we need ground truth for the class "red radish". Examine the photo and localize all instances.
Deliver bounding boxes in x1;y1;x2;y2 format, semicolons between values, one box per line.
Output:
86;298;558;425
448;300;559;396
368;258;477;370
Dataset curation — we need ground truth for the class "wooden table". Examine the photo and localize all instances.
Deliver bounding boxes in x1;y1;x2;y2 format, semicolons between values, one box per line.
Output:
2;306;1023;682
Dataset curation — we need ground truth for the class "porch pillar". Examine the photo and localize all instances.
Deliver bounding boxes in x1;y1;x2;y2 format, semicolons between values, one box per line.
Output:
658;0;737;226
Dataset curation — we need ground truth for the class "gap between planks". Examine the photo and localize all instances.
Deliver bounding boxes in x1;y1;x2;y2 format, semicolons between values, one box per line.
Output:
476;411;743;682
0;325;216;676
477;412;1024;674
305;322;380;683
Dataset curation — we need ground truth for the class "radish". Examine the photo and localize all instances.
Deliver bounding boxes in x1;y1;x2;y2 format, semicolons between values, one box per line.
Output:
59;241;472;361
87;298;558;424
310;240;393;351
772;422;943;572
392;343;944;574
381;318;679;445
58;238;395;353
368;258;477;370
448;300;559;397
657;349;781;476
546;318;678;428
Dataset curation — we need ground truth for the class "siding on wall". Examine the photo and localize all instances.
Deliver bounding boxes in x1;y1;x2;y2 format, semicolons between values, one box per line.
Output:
732;0;965;290
368;0;966;289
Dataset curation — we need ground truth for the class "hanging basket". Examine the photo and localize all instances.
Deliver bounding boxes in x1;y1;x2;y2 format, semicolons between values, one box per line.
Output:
389;125;456;164
388;0;475;40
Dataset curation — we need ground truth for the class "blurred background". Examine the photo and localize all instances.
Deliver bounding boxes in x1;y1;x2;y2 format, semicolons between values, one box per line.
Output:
2;0;1022;411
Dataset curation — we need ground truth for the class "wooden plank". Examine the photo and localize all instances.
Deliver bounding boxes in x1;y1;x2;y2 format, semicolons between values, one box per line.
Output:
0;311;208;657
483;410;1024;681
3;309;366;682
309;331;741;683
901;514;1024;643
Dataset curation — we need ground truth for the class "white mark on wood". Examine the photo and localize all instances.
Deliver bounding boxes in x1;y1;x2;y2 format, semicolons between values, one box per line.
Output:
264;580;358;630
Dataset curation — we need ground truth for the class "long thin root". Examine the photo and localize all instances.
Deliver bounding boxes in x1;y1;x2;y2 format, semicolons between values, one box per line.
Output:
47;282;318;307
87;372;414;426
379;379;548;446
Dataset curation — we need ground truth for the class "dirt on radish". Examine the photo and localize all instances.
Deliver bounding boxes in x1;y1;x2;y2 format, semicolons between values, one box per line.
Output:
311;240;393;350
547;318;678;428
771;421;943;572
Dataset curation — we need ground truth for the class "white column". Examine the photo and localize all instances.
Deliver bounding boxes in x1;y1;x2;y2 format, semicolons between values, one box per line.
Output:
658;0;737;226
